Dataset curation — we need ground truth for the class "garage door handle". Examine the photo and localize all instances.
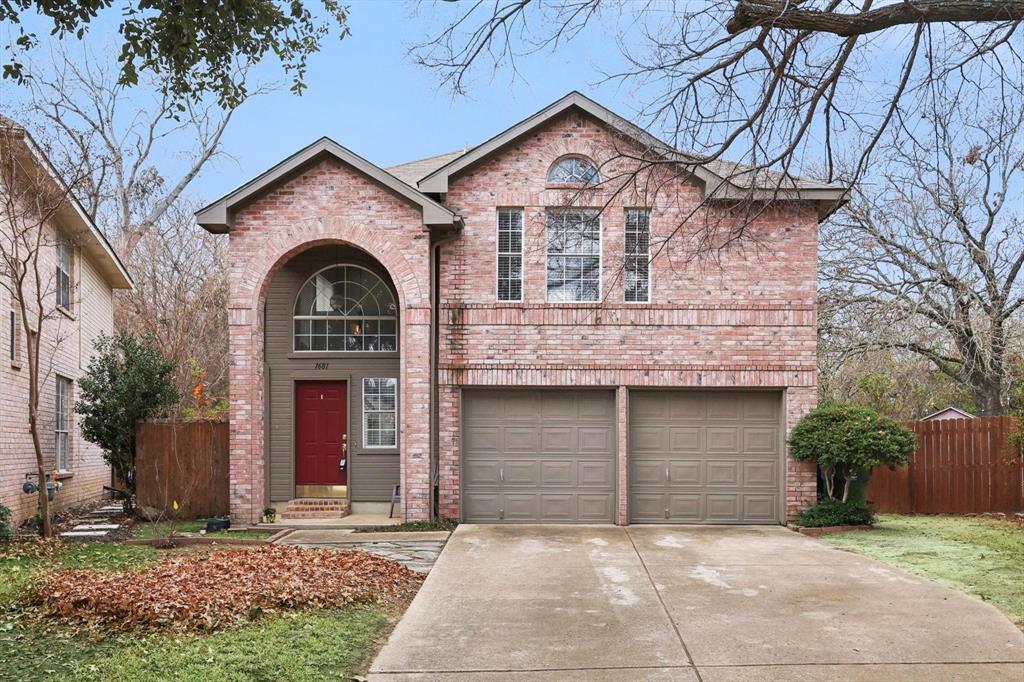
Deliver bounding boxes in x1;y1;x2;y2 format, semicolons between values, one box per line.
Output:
499;467;504;482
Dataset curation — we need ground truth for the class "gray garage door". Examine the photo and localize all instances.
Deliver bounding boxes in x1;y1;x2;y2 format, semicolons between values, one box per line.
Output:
462;390;616;523
629;391;782;524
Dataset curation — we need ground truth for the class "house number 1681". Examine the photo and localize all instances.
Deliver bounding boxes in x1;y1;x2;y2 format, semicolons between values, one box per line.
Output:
314;362;329;370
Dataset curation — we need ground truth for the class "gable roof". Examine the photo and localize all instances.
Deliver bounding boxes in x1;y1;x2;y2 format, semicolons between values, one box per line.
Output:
920;406;975;421
0;117;133;290
196;138;460;233
416;91;848;218
387;150;467;186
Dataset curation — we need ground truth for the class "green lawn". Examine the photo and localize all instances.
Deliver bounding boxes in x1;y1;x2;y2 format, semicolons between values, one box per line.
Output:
0;542;397;680
821;514;1024;624
131;520;272;540
354;518;458;533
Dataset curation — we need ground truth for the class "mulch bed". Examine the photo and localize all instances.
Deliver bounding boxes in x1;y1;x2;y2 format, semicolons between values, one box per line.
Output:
790;524;874;537
31;545;423;632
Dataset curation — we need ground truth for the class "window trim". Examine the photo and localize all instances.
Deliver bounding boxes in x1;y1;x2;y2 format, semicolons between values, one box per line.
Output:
624;208;652;303
495;208;524;302
292;264;399;354
546;155;601;186
362;377;398;449
55;375;72;472
544;208;603;303
55;235;73;314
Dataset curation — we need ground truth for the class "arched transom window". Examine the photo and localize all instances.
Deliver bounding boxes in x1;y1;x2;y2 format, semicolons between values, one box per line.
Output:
293;265;398;352
547;155;600;185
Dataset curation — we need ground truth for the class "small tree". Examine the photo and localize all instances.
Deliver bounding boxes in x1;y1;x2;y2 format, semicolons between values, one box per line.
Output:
789;404;915;502
75;332;179;501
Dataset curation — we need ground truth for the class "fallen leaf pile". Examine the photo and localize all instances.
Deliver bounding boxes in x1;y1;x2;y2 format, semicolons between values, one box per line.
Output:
32;545;423;632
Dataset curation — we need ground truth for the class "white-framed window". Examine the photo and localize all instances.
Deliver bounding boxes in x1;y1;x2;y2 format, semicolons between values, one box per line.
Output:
55;375;72;470
625;209;651;303
547;156;600;185
496;209;523;302
293;265;398;352
546;209;601;302
56;235;72;312
363;378;397;448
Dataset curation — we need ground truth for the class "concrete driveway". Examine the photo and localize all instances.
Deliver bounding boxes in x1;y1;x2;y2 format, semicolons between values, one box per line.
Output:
370;525;1024;681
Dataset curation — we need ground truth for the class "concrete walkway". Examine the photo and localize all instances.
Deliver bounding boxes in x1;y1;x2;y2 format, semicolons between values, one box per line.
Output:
370;525;1024;681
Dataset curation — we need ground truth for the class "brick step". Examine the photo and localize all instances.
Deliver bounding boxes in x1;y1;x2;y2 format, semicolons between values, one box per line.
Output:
279;510;350;519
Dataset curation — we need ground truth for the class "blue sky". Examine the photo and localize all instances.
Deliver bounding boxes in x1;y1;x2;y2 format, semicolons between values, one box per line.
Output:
203;0;636;202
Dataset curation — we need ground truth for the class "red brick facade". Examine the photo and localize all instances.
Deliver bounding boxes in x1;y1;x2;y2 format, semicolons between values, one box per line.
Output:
222;110;821;524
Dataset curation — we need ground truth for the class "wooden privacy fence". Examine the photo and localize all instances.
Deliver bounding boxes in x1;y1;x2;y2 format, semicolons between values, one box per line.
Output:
135;420;229;519
867;416;1023;513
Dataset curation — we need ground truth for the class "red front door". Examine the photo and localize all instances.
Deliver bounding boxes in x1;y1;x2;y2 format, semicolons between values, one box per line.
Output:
295;381;348;489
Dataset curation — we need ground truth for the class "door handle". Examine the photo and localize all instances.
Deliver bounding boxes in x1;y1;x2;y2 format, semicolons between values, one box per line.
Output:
342;433;348;455
499;466;504;482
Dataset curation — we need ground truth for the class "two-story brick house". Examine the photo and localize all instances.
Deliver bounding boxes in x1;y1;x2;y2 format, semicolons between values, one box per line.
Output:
197;92;845;525
1;117;134;525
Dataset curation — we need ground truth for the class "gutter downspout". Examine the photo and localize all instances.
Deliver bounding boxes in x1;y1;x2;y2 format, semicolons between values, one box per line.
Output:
429;229;460;520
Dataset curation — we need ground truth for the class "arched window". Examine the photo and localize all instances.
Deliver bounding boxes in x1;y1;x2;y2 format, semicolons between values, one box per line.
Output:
547;156;600;185
293;265;398;352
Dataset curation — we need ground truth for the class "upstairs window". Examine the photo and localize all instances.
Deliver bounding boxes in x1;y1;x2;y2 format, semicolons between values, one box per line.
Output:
625;209;651;303
56;236;72;312
496;209;523;301
293;265;398;352
546;209;601;302
547;156;600;185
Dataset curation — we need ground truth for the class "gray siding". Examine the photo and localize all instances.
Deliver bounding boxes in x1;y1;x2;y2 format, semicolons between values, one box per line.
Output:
265;246;400;502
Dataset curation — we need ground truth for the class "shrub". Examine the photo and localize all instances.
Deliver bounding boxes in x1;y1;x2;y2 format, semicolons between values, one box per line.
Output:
0;502;12;542
789;403;915;502
75;332;179;495
795;498;874;527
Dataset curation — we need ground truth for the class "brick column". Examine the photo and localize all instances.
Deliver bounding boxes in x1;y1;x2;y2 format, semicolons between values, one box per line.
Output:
616;385;629;525
785;385;818;521
228;306;265;524
437;384;461;520
401;307;432;521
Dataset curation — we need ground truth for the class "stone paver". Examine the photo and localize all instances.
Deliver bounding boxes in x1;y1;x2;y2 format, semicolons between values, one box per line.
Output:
277;530;449;573
369;525;1024;681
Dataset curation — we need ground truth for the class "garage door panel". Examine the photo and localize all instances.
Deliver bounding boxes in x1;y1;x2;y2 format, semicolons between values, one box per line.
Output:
463;493;500;521
631;459;665;486
669;460;701;485
669;427;702;452
668;494;701;521
578;426;613;453
464;459;501;487
744;427;778;453
706;428;741;453
743;460;777;487
578;460;614;488
540;427;573;452
705;494;740;521
629;391;782;525
631;426;665;452
578;494;613;521
462;390;616;523
706;460;740;486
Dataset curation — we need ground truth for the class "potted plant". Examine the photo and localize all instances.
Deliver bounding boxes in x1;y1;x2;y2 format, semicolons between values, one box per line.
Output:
789;403;915;529
262;506;277;524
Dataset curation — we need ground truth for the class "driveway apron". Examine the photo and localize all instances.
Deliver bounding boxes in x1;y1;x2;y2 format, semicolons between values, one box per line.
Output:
370;525;1024;681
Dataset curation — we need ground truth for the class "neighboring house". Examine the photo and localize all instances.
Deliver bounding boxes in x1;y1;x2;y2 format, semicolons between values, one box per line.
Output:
0;118;134;525
197;92;846;525
921;407;975;421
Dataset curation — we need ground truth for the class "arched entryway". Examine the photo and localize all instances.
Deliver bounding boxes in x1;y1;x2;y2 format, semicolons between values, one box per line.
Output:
263;244;401;508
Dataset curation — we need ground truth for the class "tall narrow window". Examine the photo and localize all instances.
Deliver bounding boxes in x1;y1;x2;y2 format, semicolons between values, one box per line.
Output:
546;209;601;302
497;209;523;301
363;378;397;448
625;209;651;303
55;376;72;470
56;236;72;311
8;274;19;367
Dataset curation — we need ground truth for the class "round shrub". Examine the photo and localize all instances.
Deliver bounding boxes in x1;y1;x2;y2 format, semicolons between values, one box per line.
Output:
789;403;915;502
795;498;874;528
0;502;12;542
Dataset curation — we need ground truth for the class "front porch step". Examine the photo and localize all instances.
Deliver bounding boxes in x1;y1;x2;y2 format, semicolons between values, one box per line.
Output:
279;497;350;520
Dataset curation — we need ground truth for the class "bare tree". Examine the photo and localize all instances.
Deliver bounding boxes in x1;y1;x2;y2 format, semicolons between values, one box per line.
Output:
0;118;86;537
412;1;1022;238
820;83;1024;414
116;201;229;403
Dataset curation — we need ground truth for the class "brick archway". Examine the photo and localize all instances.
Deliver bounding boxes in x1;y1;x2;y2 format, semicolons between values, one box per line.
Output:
227;216;432;523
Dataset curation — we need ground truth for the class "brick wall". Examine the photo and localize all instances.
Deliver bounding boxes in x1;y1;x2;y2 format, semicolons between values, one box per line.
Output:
0;220;113;525
225;158;433;523
436;111;819;521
